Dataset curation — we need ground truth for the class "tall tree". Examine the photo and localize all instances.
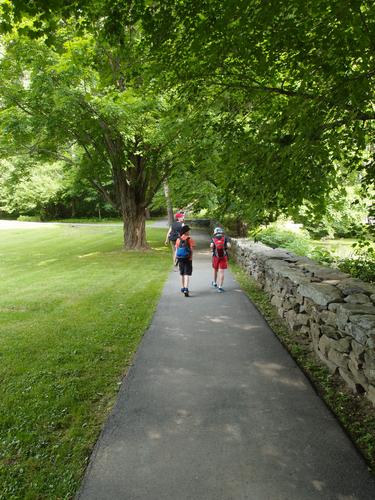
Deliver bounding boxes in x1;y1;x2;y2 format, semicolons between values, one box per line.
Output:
141;0;374;227
0;26;178;248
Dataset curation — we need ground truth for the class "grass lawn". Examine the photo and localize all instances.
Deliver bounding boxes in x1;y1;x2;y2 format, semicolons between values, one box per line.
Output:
0;224;171;499
17;217;165;226
312;238;357;259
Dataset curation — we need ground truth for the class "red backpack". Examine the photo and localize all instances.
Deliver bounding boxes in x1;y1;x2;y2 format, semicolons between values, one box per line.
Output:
212;236;226;258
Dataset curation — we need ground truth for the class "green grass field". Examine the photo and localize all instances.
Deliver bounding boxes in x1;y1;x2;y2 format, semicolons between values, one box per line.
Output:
0;224;170;499
312;238;358;259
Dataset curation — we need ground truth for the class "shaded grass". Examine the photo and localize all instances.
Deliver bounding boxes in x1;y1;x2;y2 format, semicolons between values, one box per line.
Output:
0;225;170;499
231;262;375;474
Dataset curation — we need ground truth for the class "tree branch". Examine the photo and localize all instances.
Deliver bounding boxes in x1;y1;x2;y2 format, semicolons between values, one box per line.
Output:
89;179;119;211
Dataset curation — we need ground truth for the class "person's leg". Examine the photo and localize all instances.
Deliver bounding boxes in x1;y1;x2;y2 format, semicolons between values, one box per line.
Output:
178;260;185;292
170;241;176;265
184;261;192;296
211;258;218;287
213;268;218;285
217;258;228;291
217;268;224;288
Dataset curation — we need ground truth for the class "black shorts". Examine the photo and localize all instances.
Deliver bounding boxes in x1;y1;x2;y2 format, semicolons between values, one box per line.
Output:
178;259;192;276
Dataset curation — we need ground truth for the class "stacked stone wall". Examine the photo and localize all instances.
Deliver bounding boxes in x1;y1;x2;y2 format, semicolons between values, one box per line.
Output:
232;238;375;405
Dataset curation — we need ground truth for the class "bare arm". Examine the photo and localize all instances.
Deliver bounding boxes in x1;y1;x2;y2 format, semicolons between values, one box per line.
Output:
165;227;171;245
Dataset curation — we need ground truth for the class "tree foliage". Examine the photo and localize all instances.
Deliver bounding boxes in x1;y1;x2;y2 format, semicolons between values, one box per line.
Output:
1;0;374;236
141;0;374;223
0;22;181;247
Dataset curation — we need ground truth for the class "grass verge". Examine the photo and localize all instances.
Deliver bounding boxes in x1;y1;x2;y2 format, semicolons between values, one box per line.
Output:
0;224;171;499
231;262;375;474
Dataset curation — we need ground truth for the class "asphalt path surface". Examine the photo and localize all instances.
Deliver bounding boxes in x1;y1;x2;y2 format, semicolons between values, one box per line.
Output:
78;229;375;500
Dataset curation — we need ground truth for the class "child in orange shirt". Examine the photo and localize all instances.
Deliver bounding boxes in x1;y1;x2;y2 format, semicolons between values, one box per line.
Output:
175;225;194;297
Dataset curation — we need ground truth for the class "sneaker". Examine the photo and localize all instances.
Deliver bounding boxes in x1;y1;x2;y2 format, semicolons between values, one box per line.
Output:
184;289;189;297
211;282;217;288
181;288;185;293
217;287;224;293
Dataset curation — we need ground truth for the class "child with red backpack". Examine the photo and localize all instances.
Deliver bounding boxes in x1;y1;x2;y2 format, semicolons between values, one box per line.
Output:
210;227;231;292
175;225;194;297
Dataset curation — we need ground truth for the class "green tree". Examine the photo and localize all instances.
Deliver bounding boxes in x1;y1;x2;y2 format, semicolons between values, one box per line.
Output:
141;0;374;228
0;26;179;248
0;158;66;218
2;1;374;234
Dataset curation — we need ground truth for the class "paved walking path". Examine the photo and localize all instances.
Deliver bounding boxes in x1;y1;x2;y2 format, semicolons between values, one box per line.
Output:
78;230;375;500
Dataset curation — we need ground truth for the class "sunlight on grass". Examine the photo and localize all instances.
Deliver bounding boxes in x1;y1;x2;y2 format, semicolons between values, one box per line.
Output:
0;224;170;499
313;238;357;259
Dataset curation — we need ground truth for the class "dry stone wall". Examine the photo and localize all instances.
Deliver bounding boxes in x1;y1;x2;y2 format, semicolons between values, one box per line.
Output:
231;238;375;405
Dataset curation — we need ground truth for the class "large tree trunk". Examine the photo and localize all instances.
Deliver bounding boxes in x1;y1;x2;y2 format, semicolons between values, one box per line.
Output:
120;185;148;249
163;179;174;226
96;127;162;249
113;163;149;250
122;209;147;249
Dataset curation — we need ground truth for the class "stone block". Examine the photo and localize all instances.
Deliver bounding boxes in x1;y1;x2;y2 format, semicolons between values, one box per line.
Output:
329;303;375;331
310;322;321;346
348;351;362;371
296;313;309;326
264;259;292;275
319;335;350;355
271;295;283;309
280;287;288;298
349;314;375;333
364;367;375;384
300;297;315;315
318;335;331;356
310;309;322;324
347;360;368;390
337;278;375;296
344;322;368;346
266;260;312;286
282;297;298;312
344;293;371;304
364;351;375;365
339;367;360;393
320;324;340;339
371;294;375;304
315;348;338;374
320;310;337;327
367;335;375;349
334;337;351;352
321;279;341;285
285;310;299;331
295;262;349;281
366;385;375;406
300;326;310;336
277;307;285;319
298;282;343;306
327;349;349;369
351;340;365;358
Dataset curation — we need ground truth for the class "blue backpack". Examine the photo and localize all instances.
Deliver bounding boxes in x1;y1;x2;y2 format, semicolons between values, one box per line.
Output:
176;237;191;259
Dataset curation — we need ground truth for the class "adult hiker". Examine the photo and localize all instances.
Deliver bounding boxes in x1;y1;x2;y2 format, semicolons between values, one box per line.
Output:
165;213;184;265
210;227;231;292
175;225;194;297
174;209;185;222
